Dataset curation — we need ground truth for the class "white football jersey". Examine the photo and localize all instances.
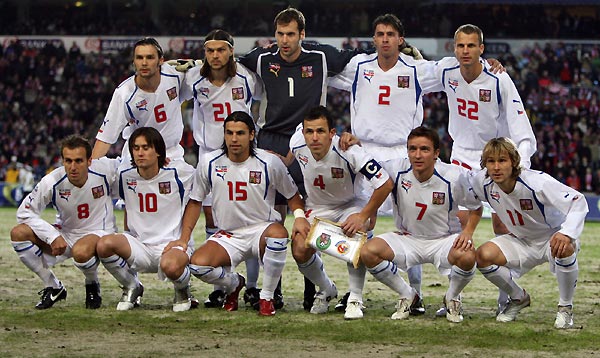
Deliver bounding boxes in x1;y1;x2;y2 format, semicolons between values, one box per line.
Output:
97;64;185;151
329;53;442;146
192;148;298;231
118;163;195;245
383;159;481;239
433;57;536;166
17;158;119;243
289;131;389;208
469;168;588;242
181;63;263;152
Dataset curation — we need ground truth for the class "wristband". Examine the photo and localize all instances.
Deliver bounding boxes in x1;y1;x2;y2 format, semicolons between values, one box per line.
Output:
293;208;305;219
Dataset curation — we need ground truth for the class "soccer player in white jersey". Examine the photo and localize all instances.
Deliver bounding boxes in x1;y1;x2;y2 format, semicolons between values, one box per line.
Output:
432;24;537;313
10;135;118;309
180;29;264;309
328;13;443;314
92;37;190;179
97;127;197;312
172;111;310;316
360;127;482;323
470;138;587;329
288;106;393;319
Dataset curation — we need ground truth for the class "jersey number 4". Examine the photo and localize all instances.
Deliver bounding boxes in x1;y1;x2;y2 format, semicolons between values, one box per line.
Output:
457;98;478;120
313;175;325;190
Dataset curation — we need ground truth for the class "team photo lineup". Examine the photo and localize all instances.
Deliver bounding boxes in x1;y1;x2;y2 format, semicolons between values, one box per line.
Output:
4;4;596;345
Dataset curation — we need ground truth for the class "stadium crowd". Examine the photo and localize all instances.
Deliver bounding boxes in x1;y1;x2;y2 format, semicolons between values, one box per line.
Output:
0;2;597;39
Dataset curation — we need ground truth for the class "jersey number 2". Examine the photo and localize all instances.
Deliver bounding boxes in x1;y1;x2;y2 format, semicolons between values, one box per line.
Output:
457;98;478;120
378;86;390;105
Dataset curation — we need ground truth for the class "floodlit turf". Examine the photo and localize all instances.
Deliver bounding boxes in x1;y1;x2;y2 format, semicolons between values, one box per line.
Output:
0;207;598;357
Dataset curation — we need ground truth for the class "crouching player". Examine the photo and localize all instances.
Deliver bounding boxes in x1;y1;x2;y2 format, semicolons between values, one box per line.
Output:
172;111;310;316
471;138;588;328
360;126;482;322
97;127;197;312
289;106;393;319
11;135;118;309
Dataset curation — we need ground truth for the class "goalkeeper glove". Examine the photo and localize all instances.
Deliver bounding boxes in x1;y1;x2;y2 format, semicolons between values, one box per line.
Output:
400;42;423;60
166;59;202;72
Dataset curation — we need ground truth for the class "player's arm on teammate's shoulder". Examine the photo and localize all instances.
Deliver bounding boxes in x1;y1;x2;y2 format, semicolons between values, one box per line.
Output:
485;58;505;74
91;140;112;159
288;193;310;240
165;59;202;72
338;132;361;151
399;41;424;60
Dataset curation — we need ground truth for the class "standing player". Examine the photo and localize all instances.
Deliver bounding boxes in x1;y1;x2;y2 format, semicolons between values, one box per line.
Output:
360;127;482;322
181;29;264;309
238;7;359;309
92;37;190;178
432;24;536;313
471;138;587;329
329;14;441;314
171;111;310;316
289;106;393;319
97;127;196;312
10;135;118;309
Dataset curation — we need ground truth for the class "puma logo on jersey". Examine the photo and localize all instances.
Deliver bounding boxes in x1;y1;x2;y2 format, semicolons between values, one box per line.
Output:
127;179;137;193
401;179;412;193
363;69;374;82
448;79;459;93
59;189;71;201
269;62;280;77
298;154;309;168
198;87;209;98
216;166;228;180
135;99;148;111
490;191;501;203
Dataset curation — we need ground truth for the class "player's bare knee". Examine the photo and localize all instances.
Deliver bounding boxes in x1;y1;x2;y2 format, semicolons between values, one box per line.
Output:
291;241;313;264
96;235;116;257
10;224;33;242
71;243;94;262
455;250;476;271
360;242;379;268
160;257;184;279
263;223;288;239
475;244;496;267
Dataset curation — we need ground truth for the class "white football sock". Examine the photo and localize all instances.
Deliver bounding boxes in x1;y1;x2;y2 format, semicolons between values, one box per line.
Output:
368;260;413;298
446;264;475;301
100;254;140;289
12;241;61;288
190;264;238;293
555;254;578;307
347;262;366;302
297;253;333;293
479;264;525;300
73;256;99;284
171;265;191;290
260;237;288;300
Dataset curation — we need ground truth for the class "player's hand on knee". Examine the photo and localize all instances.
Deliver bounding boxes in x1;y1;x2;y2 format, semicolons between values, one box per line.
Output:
50;236;68;256
292;217;311;240
163;239;188;254
550;232;573;258
454;232;474;252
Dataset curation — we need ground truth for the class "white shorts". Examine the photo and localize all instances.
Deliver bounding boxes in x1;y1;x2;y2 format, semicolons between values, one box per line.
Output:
450;146;481;171
306;202;365;224
378;232;456;276
207;222;273;268
490;234;580;278
123;233;194;274
43;229;113;267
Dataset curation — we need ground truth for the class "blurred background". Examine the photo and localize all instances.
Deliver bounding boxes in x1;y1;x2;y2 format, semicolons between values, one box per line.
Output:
1;0;599;206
